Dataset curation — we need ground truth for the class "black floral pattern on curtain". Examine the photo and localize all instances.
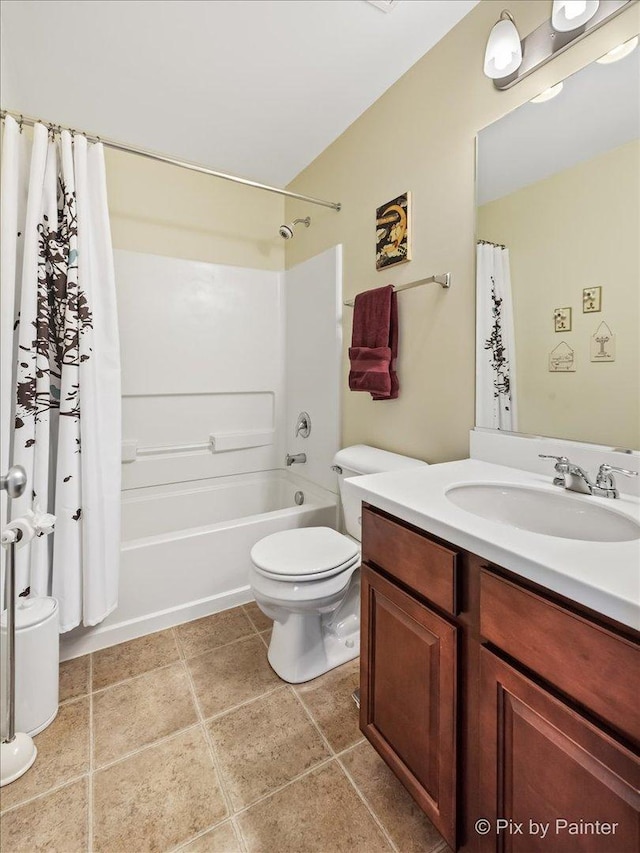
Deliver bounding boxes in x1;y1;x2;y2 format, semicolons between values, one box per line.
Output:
483;275;511;411
15;180;92;436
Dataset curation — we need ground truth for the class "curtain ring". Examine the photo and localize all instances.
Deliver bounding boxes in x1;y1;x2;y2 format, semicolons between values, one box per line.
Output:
18;114;24;133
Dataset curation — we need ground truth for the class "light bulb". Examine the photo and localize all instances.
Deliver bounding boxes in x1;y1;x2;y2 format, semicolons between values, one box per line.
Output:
484;12;523;80
564;1;588;21
596;36;639;65
551;0;599;32
530;82;564;103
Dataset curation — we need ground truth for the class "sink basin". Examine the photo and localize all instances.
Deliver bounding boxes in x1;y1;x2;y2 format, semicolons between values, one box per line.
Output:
445;483;640;542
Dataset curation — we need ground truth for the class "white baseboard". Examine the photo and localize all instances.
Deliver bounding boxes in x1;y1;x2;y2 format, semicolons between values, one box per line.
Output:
59;585;254;661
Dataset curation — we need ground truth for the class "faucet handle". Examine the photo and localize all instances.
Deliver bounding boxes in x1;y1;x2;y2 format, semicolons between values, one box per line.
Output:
595;464;638;498
539;454;570;471
295;412;311;438
539;454;570;487
596;463;638;485
598;464;638;478
539;454;569;464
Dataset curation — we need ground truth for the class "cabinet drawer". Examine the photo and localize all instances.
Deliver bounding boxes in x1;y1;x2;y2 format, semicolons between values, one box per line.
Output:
362;507;458;615
480;569;640;743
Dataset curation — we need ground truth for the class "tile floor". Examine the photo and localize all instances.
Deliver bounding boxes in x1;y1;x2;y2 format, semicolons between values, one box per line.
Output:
0;602;449;853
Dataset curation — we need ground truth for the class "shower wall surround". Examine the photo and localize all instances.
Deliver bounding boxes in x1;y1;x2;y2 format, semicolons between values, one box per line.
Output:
115;249;285;489
285;246;343;494
115;246;342;493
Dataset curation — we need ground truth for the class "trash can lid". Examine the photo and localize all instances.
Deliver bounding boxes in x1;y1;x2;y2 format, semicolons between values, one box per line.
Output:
1;596;58;630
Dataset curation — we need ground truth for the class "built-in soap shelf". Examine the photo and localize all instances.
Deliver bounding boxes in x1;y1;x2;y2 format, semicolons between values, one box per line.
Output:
121;430;274;463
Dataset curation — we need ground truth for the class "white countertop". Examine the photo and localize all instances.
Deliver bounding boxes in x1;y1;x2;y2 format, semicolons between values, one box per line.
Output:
343;459;640;630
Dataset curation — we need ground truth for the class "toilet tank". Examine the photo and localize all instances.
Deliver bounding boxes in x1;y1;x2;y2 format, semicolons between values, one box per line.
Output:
332;445;428;541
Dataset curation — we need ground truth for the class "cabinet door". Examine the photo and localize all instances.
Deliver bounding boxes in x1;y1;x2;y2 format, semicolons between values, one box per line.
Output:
479;648;640;853
360;564;457;848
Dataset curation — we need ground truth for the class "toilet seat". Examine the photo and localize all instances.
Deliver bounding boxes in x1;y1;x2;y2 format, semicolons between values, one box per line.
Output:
251;527;360;583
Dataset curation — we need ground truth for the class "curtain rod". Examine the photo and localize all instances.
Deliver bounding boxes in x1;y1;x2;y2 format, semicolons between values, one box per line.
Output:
0;108;342;212
343;273;451;307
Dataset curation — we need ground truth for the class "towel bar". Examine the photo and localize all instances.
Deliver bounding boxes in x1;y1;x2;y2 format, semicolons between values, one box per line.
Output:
343;272;451;307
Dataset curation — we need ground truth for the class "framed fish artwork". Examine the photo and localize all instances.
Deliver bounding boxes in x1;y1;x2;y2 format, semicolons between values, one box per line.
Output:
376;192;412;270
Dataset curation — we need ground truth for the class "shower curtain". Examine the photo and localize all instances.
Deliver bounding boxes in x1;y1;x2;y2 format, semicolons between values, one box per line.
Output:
475;242;518;432
0;115;121;631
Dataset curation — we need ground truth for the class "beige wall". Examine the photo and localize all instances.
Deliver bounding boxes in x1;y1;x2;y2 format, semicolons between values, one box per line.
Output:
105;148;285;270
479;140;640;449
284;0;639;463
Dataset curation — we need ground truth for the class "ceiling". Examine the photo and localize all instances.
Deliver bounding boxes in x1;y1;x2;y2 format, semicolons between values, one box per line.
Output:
1;0;478;186
477;47;640;205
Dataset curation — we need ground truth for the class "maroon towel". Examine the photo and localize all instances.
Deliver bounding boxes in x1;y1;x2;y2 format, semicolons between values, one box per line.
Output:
348;284;399;400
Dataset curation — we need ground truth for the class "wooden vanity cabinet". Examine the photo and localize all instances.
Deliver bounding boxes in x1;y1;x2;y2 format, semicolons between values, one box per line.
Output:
359;503;640;853
360;564;458;847
360;506;475;850
479;647;640;853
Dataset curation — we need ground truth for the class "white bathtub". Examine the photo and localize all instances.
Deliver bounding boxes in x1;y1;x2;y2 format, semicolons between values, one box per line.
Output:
60;471;338;659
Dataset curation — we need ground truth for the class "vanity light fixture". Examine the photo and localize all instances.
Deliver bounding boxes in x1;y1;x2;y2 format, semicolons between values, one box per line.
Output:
596;34;639;62
485;0;635;90
483;10;523;79
551;0;600;31
530;81;564;102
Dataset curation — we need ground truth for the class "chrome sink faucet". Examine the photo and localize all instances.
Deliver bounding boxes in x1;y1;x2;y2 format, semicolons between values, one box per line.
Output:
539;455;637;499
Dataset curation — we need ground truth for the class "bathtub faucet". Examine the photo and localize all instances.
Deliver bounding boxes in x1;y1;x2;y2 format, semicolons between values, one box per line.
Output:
285;453;307;466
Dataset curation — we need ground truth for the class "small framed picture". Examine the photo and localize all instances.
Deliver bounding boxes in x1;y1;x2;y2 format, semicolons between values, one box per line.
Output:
549;341;576;372
583;286;602;313
590;322;616;362
554;307;572;332
376;192;411;270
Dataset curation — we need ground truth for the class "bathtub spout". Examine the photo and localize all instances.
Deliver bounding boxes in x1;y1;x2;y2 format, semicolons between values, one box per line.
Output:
285;453;307;466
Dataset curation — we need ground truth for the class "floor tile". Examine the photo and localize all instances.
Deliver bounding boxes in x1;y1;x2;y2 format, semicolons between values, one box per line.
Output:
176;606;256;658
180;821;241;852
0;698;89;812
207;688;329;809
237;761;390;852
187;635;281;718
93;727;227;852
242;601;272;632
92;628;179;690
59;655;90;702
341;740;445;853
93;661;197;766
295;658;361;752
258;628;272;648
0;778;88;853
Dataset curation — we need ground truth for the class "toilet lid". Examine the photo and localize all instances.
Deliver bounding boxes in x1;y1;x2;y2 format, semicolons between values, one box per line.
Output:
251;527;359;580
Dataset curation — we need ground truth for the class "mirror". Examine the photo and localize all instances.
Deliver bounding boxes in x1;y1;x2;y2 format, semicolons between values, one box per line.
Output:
475;45;639;451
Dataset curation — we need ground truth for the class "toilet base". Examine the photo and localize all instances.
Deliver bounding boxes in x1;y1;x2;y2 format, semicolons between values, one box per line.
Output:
267;612;359;683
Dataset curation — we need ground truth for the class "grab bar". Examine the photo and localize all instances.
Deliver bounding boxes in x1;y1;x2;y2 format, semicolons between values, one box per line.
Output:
122;430;275;462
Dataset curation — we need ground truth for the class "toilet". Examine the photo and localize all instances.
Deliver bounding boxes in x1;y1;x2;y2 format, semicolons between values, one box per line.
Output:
249;445;428;683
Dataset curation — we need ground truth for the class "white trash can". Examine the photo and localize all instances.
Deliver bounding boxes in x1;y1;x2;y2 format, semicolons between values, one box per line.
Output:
1;597;59;736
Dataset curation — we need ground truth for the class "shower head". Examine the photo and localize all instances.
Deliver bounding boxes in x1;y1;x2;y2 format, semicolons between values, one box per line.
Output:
279;217;311;240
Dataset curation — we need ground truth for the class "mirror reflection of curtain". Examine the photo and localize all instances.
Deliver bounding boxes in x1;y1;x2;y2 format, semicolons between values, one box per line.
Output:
475;242;517;432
